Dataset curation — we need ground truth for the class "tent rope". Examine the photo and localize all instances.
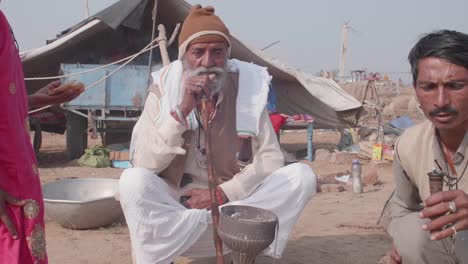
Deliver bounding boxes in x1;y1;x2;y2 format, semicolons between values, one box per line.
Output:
24;37;164;81
27;23;180;114
147;0;159;86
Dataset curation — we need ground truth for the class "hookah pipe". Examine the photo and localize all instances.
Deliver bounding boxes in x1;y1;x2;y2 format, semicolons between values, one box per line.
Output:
199;94;225;264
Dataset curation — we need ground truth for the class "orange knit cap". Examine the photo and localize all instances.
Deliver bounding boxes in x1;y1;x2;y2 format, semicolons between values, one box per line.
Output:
178;5;231;59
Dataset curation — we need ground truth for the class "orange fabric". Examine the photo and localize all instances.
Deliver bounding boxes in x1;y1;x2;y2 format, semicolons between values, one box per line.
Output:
189;34;226;46
178;5;230;47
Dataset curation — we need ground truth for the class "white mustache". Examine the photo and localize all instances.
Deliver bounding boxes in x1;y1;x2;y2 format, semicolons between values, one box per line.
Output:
190;67;225;77
190;67;227;95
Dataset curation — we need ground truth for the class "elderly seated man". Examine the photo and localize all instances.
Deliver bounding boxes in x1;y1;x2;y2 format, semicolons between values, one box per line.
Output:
119;5;317;264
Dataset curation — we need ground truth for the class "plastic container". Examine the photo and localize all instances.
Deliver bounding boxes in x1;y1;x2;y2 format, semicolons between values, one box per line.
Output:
351;159;363;194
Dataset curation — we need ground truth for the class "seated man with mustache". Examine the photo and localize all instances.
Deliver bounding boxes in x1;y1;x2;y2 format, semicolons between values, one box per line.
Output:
387;30;468;264
118;5;317;264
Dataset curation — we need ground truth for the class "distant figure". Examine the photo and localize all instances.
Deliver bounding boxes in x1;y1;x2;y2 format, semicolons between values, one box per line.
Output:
387;30;468;264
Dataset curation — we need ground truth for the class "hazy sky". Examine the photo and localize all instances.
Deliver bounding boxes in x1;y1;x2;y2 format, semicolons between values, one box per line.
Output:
2;0;468;78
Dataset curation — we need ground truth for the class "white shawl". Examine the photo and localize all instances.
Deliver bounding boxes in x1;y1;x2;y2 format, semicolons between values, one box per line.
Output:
151;59;271;137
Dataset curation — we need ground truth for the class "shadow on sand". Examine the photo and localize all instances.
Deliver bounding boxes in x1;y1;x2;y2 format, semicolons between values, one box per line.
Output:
179;233;390;264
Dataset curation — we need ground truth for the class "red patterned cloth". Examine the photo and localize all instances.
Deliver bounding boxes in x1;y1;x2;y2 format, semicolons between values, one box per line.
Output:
269;113;287;134
0;11;47;264
290;114;314;123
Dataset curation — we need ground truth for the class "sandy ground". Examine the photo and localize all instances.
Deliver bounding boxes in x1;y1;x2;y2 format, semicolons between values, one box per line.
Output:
37;129;394;264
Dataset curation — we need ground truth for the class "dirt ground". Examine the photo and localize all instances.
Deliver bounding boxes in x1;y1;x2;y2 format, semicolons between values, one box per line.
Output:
37;129;394;264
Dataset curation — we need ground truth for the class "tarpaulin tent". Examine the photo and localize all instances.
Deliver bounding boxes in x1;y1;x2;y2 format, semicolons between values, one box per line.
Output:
21;0;361;129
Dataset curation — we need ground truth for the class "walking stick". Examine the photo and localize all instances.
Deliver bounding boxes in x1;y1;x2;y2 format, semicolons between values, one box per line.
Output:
199;96;225;264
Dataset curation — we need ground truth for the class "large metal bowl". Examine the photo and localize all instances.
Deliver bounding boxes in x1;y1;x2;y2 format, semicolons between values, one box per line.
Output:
42;178;123;230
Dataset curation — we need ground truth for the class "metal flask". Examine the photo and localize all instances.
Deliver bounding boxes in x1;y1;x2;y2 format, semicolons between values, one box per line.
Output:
428;168;445;195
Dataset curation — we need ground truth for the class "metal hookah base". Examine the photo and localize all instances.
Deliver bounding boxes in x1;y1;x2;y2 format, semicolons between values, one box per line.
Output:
231;252;257;264
218;205;279;264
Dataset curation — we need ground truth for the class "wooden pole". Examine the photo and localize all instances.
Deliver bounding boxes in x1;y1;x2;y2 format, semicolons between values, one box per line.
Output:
339;23;349;83
396;76;401;96
260;40;280;51
147;0;159;87
83;0;90;18
157;24;170;66
200;97;225;264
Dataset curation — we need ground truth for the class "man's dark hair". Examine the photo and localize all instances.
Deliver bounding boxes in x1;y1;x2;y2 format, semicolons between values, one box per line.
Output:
408;30;468;84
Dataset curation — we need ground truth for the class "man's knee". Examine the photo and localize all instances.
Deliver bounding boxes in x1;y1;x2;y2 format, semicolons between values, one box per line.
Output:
395;227;431;260
389;213;450;263
119;167;157;204
285;163;317;198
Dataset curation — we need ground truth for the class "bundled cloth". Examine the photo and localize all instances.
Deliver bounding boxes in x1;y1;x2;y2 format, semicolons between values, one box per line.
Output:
78;145;111;168
289;114;314;123
269;113;287;135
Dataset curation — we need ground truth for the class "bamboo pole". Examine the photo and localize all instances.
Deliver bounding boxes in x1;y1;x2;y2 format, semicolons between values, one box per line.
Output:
147;0;159;86
397;76;401;96
339;23;349;83
83;0;90;18
157;24;170;66
199;97;225;264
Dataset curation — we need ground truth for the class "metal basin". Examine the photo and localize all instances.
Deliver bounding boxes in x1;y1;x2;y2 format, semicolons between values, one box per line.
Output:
42;178;123;230
218;205;278;264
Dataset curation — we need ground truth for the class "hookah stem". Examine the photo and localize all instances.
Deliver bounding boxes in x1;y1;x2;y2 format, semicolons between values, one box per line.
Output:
200;97;225;264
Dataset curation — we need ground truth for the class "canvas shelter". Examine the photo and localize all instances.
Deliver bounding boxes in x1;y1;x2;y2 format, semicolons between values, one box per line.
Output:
21;0;362;130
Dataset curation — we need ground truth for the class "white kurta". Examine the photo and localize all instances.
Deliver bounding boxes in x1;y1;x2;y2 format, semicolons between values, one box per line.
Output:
119;163;317;264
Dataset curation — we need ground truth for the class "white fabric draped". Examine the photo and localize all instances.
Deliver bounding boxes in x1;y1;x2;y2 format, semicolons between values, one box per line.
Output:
119;163;316;264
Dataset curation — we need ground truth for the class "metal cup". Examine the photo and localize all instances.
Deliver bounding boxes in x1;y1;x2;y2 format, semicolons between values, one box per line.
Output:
427;170;445;195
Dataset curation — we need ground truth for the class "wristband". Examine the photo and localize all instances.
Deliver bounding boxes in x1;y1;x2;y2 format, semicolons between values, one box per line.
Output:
174;105;186;126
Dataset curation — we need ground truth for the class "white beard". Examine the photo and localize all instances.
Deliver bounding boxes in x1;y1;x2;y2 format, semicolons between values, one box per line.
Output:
183;63;228;95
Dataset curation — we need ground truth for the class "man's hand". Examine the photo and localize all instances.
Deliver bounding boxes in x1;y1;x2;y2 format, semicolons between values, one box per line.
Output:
29;80;84;109
184;188;212;209
179;74;217;117
0;189;27;239
388;244;402;264
420;190;468;240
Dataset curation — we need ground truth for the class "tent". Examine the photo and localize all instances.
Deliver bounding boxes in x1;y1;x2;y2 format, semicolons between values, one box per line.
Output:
21;0;361;129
